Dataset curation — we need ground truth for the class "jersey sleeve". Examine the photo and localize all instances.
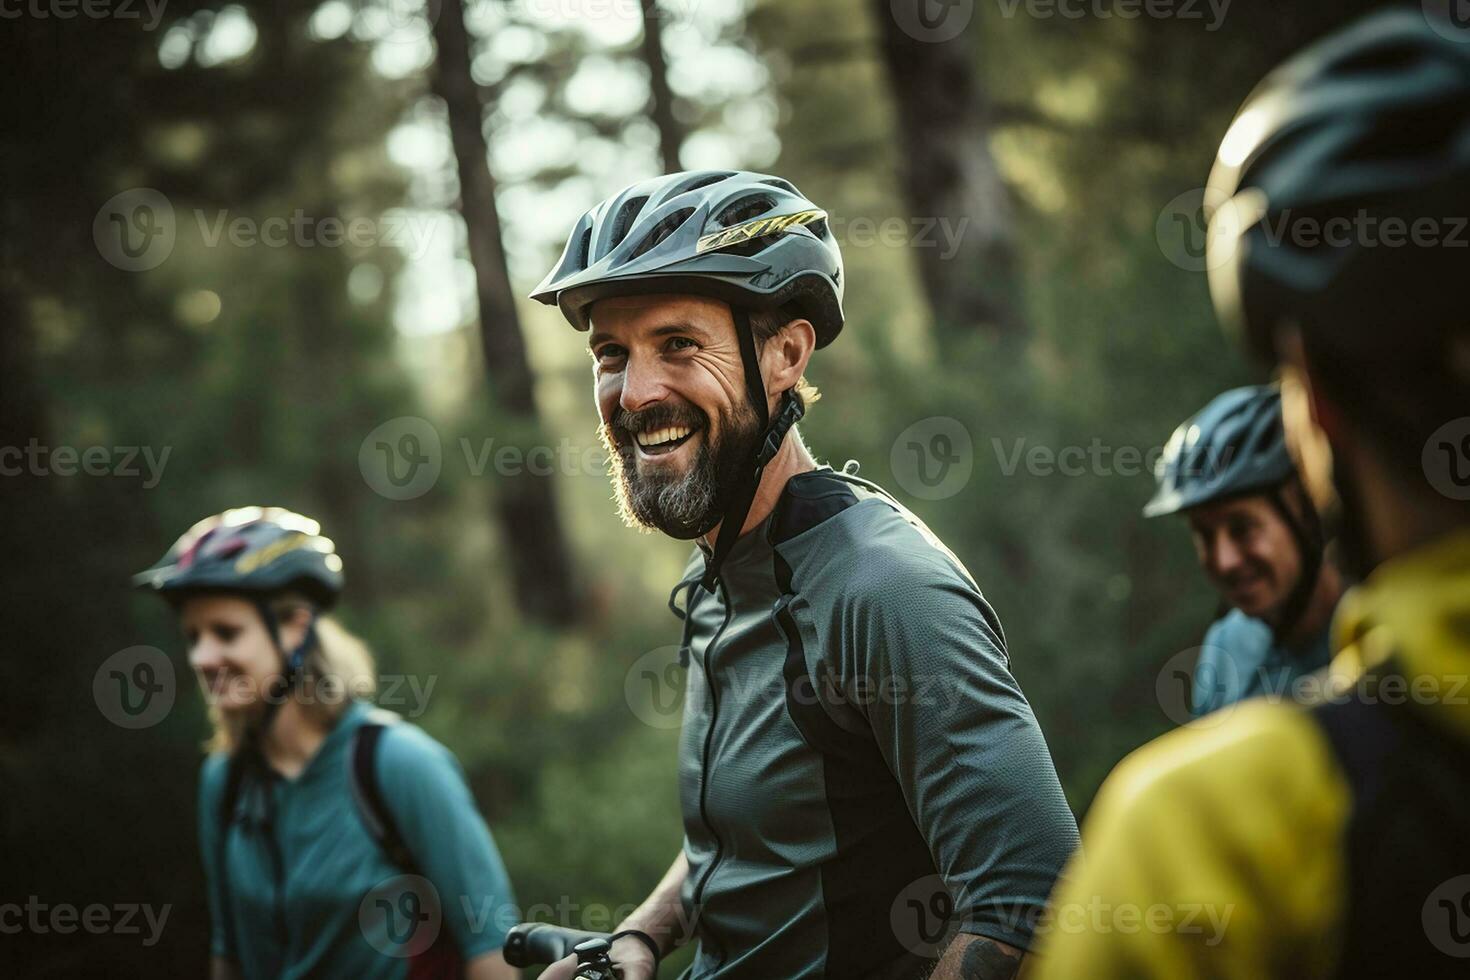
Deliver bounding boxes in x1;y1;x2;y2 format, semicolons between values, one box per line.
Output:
1030;702;1348;979
196;752;237;962
842;557;1081;951
375;724;518;959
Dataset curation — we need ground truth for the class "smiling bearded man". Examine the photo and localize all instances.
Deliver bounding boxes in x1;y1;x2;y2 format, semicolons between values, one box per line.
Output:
529;170;1078;980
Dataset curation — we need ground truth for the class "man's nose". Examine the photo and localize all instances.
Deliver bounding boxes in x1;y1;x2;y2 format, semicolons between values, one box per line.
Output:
619;355;671;414
189;642;222;672
1210;532;1246;578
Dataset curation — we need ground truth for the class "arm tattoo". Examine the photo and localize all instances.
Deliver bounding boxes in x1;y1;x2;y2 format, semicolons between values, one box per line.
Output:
958;938;1022;980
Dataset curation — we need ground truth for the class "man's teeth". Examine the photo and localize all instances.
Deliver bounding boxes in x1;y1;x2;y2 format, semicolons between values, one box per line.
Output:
635;425;693;448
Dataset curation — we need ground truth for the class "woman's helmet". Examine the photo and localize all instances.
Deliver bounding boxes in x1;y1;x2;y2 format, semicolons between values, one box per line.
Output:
134;506;342;608
135;507;343;700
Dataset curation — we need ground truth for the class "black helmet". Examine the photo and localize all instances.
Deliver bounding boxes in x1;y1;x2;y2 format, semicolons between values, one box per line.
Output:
1145;385;1293;519
1205;8;1470;370
134;506;343;610
531;169;845;347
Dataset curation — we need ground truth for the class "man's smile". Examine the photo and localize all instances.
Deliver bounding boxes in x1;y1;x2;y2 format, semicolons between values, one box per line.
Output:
634;426;701;462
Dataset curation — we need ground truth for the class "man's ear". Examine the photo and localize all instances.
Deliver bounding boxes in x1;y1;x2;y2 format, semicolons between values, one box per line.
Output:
1276;323;1340;517
763;317;816;394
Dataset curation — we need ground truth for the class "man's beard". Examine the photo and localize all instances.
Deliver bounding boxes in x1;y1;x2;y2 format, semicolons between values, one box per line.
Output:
600;399;763;539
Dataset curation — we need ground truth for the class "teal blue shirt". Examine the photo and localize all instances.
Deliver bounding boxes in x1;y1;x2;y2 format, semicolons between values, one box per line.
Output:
1191;609;1335;717
198;701;516;979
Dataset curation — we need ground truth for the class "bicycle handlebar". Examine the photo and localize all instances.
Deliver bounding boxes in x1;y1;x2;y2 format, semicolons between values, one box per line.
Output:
503;922;614;968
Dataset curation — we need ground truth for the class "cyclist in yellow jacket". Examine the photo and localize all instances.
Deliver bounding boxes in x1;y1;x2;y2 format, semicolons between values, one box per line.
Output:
1034;9;1470;978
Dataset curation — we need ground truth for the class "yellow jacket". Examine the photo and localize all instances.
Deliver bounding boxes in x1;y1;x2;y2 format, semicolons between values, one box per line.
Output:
1032;530;1470;978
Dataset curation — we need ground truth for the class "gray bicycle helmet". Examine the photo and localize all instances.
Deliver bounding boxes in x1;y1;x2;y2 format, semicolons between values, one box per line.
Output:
1145;385;1293;519
531;169;844;347
1206;8;1470;369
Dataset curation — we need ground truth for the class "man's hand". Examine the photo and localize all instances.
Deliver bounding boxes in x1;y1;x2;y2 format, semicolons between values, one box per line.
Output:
533;936;657;980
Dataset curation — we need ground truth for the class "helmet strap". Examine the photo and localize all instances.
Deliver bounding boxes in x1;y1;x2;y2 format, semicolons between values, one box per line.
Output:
252;596;320;731
699;307;805;592
1266;481;1325;646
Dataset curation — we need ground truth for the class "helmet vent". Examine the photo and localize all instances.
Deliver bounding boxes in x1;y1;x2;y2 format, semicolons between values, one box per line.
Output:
715;194;776;228
760;177;799;194
573;227;592;270
629;207;696;260
608;195;649;249
670;171;734;197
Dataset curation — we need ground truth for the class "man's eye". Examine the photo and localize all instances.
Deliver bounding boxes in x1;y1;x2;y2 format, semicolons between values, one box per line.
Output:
213;625;242;643
596;345;626;362
668;337;696;352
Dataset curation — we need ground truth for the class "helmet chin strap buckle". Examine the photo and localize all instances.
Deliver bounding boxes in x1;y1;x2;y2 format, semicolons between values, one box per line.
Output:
757;391;805;467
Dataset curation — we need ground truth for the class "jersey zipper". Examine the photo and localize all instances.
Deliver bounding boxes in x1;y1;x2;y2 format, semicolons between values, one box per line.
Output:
689;580;734;970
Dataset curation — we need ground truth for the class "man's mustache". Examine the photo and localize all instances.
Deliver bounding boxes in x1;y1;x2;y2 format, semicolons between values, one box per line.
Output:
608;404;707;444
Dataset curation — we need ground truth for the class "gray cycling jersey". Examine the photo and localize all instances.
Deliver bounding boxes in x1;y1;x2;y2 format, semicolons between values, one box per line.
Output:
671;466;1079;979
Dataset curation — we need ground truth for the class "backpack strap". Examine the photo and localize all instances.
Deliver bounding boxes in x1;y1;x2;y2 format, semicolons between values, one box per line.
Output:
348;710;422;874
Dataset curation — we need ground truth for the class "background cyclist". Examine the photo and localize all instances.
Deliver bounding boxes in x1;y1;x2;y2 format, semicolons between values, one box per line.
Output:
1145;384;1344;715
136;507;519;980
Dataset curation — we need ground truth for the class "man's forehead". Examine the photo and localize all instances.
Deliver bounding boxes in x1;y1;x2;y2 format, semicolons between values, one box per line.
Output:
1188;494;1270;526
589;293;731;333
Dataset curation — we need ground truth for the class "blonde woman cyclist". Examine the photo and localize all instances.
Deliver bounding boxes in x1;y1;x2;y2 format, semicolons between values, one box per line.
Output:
135;507;519;980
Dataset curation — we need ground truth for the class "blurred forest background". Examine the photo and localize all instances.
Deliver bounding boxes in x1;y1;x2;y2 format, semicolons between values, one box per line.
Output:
3;0;1400;974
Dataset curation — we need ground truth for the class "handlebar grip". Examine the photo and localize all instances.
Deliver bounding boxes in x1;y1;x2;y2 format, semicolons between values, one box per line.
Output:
503;923;614;967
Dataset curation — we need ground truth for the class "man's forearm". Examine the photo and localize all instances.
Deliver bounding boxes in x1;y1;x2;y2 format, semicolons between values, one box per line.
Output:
927;934;1024;980
614;851;691;956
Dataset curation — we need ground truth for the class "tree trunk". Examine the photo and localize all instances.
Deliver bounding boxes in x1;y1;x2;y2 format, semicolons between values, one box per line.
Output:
431;0;578;623
640;0;684;173
873;3;1024;344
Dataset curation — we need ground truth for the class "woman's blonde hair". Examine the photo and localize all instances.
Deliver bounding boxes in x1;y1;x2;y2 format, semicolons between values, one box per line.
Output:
208;592;377;754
